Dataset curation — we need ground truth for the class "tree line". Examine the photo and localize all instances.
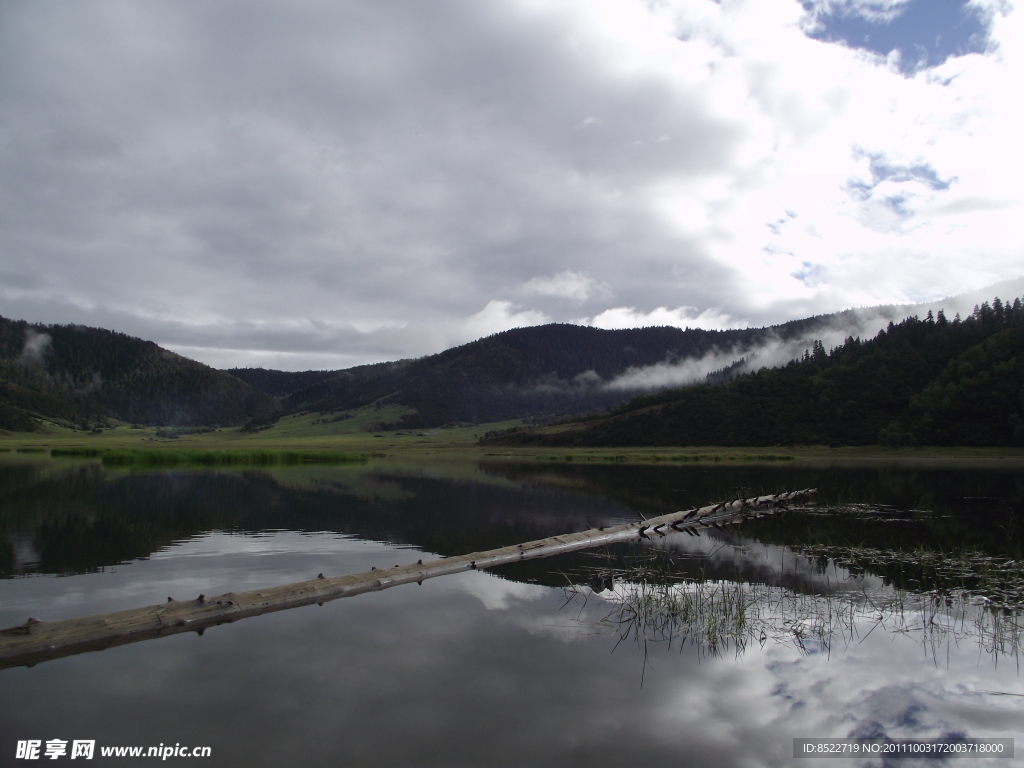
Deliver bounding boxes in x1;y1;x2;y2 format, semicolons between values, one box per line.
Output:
0;316;277;431
491;297;1024;447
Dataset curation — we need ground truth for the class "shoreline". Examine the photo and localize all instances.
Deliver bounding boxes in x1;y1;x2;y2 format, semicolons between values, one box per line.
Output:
3;426;1024;467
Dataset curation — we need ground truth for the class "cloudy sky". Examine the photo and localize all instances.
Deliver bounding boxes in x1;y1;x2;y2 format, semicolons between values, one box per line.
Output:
1;0;1021;370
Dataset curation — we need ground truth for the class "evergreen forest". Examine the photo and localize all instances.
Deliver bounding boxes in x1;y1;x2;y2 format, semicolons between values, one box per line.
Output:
229;311;886;430
491;297;1024;448
3;294;1022;447
0;317;278;431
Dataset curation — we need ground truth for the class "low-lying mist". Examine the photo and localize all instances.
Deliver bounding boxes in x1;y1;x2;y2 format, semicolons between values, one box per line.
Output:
522;288;1022;409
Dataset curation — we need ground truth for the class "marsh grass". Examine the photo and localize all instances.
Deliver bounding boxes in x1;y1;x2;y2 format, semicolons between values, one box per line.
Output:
50;447;104;458
535;452;794;463
800;544;1024;611
566;550;1024;673
48;447;369;466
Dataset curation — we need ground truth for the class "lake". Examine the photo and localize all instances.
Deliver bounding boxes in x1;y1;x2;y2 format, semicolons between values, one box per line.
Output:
2;455;1023;766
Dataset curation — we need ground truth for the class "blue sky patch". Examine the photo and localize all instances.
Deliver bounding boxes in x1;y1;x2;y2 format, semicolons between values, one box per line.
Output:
865;155;954;190
791;261;828;286
804;0;992;73
845;149;956;212
882;194;911;216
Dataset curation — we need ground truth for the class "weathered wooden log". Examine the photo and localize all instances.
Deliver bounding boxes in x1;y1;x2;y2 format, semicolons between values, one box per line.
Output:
0;489;816;670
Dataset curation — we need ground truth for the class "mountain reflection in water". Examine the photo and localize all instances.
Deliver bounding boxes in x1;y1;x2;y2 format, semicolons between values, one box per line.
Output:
1;456;1023;767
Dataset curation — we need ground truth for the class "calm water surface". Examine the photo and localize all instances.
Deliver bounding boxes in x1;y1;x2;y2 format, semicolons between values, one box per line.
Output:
2;456;1024;767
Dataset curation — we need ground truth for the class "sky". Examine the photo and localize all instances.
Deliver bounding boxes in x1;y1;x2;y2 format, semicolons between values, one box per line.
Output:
1;0;1021;371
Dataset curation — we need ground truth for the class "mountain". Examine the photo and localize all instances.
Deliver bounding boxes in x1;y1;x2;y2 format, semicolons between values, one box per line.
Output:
5;285;1020;441
0;316;278;432
488;297;1024;448
228;309;903;430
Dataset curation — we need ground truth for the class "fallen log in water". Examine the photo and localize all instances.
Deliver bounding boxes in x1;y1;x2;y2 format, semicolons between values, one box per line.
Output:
0;488;816;670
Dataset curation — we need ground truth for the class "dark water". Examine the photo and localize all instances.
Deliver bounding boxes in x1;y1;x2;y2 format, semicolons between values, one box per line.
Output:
2;456;1023;767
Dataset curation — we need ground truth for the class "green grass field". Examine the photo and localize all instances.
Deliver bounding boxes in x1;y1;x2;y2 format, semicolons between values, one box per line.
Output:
4;404;1024;465
0;403;522;458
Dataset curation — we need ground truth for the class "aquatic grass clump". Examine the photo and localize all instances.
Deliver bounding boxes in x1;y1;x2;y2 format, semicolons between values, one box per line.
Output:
617;576;752;658
610;574;756;659
276;451;368;464
567;549;1024;668
800;544;1024;612
97;449;368;467
534;452;794;463
50;447;104;458
653;453;795;462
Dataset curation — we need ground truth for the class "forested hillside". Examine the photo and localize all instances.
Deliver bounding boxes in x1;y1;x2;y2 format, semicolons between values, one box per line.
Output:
6;292;1016;442
489;298;1024;448
230;313;875;429
225;368;340;398
0;317;278;431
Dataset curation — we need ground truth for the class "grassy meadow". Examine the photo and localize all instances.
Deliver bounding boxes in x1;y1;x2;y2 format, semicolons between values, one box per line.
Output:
3;397;1024;466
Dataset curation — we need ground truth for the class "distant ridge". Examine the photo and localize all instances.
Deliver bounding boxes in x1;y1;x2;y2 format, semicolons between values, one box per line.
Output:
0;316;277;432
225;300;968;430
230;321;831;429
490;295;1024;448
3;280;1021;437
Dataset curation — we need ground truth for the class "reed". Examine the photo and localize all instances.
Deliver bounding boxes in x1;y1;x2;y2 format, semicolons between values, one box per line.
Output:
799;544;1024;611
534;452;795;463
97;449;368;467
567;549;1024;668
50;447;104;457
44;446;369;465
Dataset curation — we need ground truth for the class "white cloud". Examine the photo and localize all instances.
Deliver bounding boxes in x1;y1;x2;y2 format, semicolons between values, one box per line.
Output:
519;270;607;302
605;347;748;390
454;571;547;610
162;345;366;372
588;305;747;331
19;329;53;366
460;300;551;342
1;0;1021;369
